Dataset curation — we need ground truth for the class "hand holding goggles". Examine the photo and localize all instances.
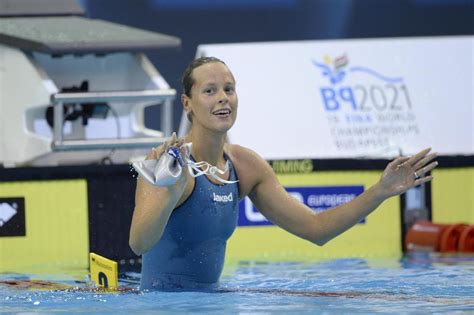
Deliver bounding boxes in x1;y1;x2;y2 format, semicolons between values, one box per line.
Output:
132;143;238;187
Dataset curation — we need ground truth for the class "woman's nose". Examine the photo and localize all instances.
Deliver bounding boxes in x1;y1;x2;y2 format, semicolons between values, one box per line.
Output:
218;90;229;104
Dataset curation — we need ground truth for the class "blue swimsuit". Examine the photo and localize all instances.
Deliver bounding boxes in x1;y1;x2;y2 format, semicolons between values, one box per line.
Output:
140;155;239;291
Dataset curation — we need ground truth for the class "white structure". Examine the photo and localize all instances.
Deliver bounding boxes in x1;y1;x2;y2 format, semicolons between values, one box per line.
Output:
0;9;180;166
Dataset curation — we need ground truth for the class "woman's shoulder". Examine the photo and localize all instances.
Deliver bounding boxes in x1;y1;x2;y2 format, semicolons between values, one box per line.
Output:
224;143;263;164
224;143;268;198
224;143;273;178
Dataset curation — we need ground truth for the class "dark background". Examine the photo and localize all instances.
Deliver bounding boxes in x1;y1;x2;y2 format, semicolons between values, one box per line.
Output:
81;0;473;130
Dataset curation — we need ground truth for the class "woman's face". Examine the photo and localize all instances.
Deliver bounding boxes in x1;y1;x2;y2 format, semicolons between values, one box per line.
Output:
183;62;238;134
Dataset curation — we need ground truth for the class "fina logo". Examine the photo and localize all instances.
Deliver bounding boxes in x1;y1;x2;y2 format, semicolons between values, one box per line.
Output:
312;54;403;86
312;54;410;113
0;202;17;227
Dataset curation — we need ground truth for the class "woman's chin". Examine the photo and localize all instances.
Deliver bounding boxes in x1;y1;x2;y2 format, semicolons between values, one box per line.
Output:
193;116;236;134
212;117;235;132
211;121;235;134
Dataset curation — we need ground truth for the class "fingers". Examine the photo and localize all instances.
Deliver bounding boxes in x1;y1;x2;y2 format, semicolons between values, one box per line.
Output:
406;148;431;167
175;137;185;148
146;145;165;160
415;161;438;178
165;132;177;148
161;132;179;155
413;152;437;171
393;156;409;168
146;132;182;160
394;156;410;164
424;161;438;173
414;175;433;187
412;150;438;180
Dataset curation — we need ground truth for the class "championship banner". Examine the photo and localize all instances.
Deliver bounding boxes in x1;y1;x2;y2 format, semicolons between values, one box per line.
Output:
197;36;473;159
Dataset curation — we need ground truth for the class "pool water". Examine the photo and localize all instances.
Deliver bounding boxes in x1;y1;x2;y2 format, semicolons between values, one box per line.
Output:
1;253;473;314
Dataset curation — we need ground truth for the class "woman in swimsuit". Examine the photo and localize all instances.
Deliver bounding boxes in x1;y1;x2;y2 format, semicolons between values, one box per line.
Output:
129;57;437;291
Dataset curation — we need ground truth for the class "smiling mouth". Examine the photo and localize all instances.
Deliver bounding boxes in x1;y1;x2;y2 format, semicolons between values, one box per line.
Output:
212;109;231;117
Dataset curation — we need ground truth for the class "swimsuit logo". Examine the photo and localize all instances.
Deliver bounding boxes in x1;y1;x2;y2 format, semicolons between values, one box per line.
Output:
213;192;233;203
0;197;26;237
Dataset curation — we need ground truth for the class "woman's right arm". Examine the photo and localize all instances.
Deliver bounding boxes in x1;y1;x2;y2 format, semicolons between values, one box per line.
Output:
129;134;188;255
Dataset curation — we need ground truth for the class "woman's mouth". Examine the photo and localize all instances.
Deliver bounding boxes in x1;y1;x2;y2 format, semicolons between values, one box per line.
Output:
212;109;231;117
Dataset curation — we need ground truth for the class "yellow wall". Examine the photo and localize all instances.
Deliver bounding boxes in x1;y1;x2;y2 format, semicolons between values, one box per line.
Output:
226;170;401;263
0;180;89;272
431;167;474;224
2;166;468;271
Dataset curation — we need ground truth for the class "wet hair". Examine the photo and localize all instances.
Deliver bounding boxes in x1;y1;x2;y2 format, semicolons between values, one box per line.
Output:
181;56;226;98
181;56;227;123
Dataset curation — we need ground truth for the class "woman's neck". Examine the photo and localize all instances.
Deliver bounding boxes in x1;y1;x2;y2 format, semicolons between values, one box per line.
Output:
185;128;227;167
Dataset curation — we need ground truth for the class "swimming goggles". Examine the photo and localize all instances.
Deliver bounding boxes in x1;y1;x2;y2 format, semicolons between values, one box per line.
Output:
132;142;238;187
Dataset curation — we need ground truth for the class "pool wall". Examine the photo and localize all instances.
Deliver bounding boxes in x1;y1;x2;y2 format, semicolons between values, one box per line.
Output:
0;157;472;272
0;179;89;271
431;167;474;224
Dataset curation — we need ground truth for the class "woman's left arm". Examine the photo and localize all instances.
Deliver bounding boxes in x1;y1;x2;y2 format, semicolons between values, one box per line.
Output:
248;148;437;246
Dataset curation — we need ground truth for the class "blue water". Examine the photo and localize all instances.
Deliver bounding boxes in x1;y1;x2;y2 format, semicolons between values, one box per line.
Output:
1;253;473;314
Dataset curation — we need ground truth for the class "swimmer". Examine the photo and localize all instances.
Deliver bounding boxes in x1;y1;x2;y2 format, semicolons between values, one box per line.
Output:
129;57;438;291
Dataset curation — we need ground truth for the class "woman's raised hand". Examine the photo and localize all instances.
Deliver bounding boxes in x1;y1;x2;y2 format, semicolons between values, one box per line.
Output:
377;148;438;199
145;132;184;160
142;132;188;190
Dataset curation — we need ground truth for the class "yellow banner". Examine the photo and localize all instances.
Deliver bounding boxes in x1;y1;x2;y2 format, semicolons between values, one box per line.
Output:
0;180;89;272
226;170;401;263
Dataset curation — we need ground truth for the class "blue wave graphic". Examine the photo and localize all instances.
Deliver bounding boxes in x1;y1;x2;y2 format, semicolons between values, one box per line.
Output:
312;60;346;84
349;66;403;83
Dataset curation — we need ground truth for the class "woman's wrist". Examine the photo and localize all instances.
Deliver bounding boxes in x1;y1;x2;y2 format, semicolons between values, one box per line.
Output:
368;182;390;204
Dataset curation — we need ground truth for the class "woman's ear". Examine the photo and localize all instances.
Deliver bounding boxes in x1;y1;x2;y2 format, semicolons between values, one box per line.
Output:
181;94;191;114
181;94;193;123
